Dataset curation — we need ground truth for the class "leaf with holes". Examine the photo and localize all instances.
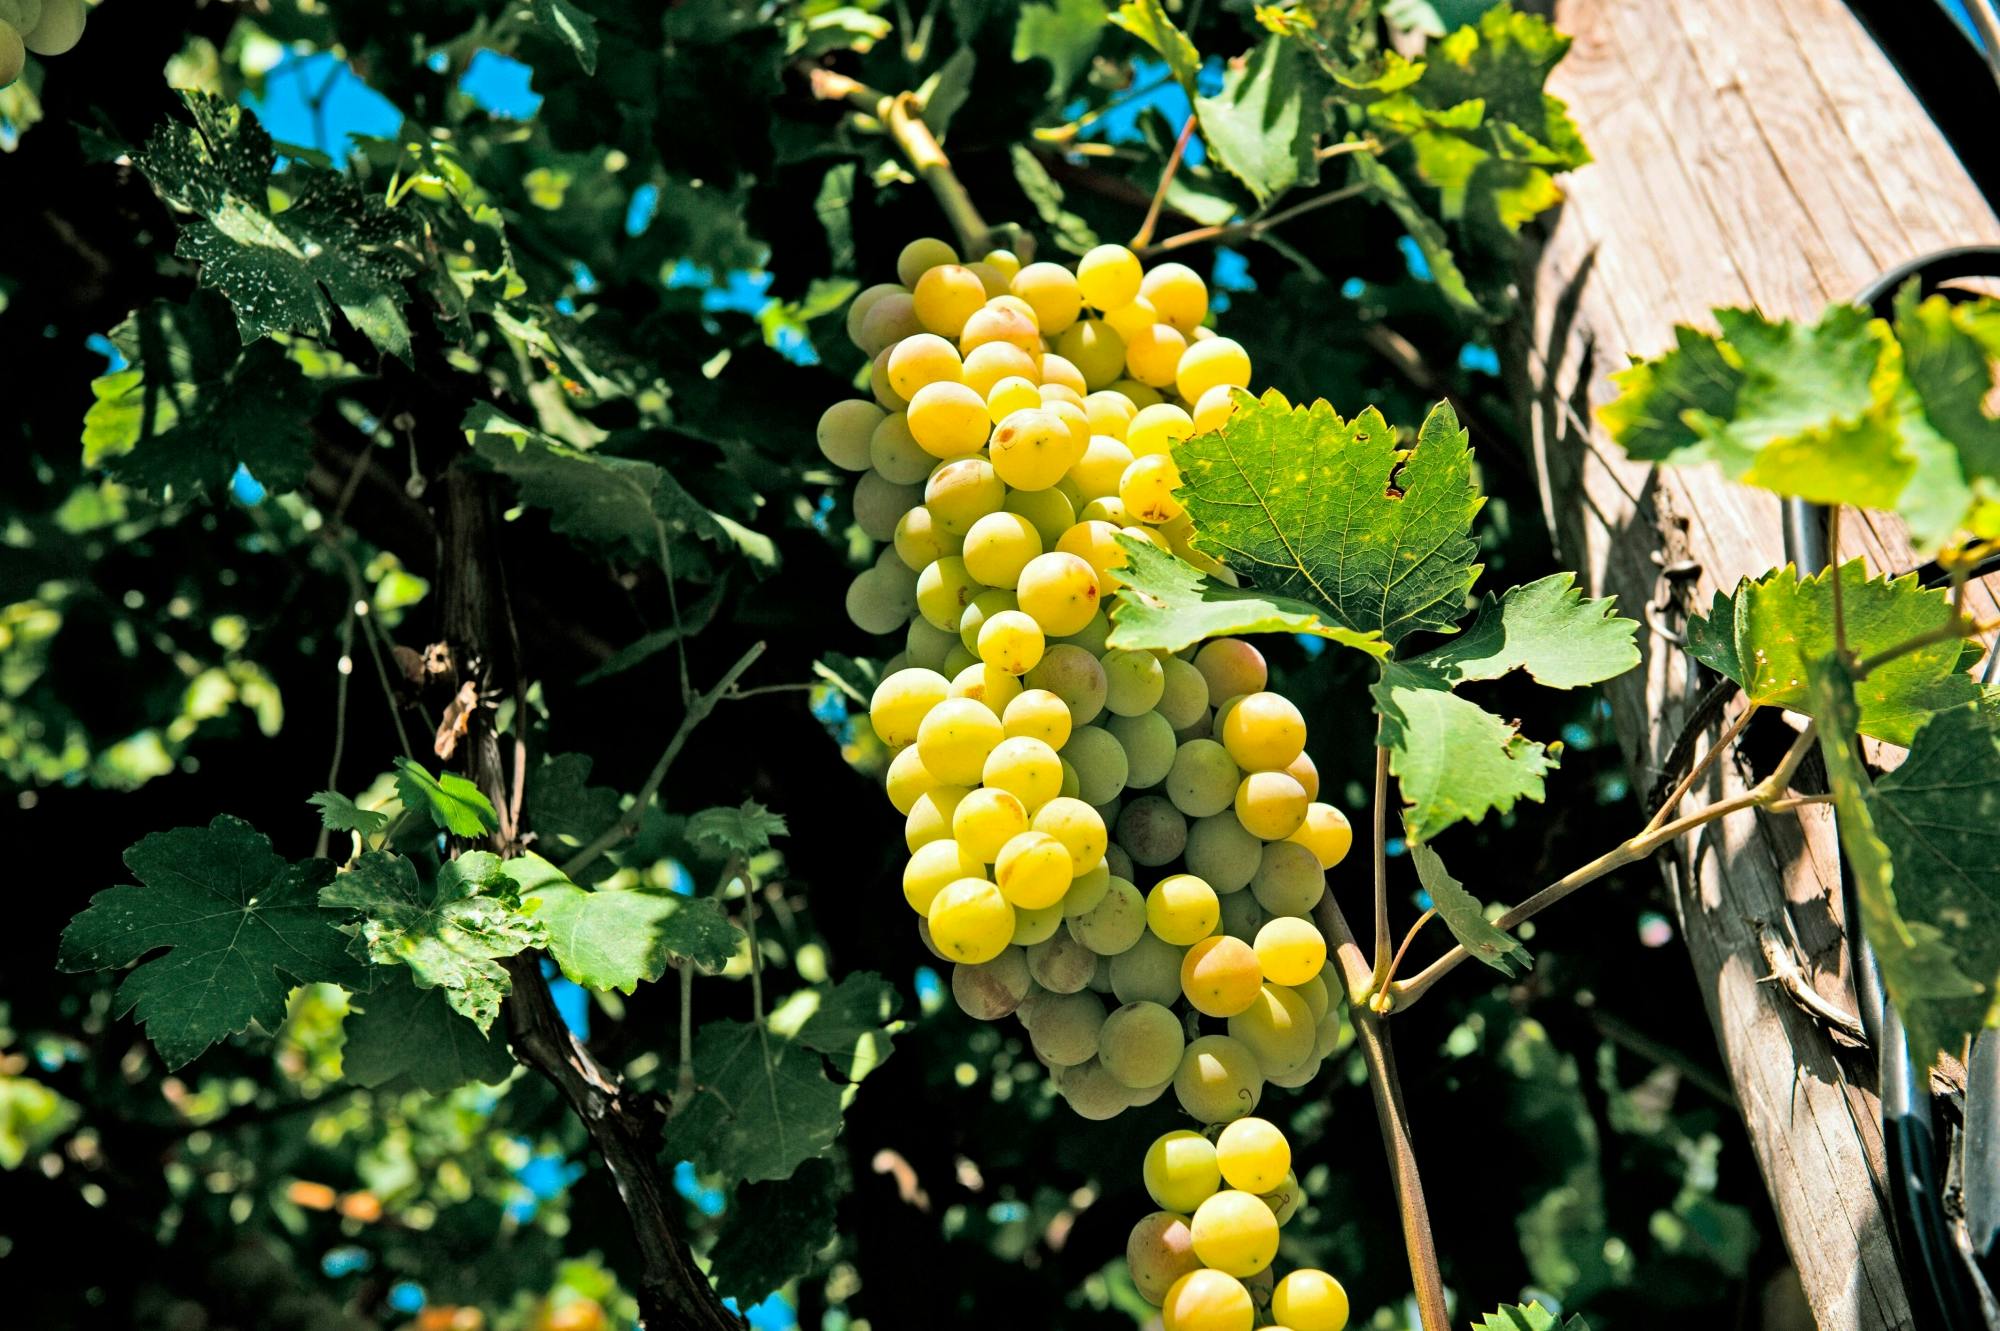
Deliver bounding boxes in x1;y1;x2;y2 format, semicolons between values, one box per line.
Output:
57;816;363;1068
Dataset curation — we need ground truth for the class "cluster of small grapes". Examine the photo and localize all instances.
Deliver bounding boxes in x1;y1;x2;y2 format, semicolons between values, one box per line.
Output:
1132;1117;1350;1331
828;236;1354;1328
0;0;88;90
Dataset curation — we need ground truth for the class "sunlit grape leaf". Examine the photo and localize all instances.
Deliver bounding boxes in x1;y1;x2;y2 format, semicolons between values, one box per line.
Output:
1014;0;1107;93
1409;843;1531;977
466;403;730;562
1473;1300;1588;1331
1597;324;1742;465
135;93;419;358
707;1158;840;1303
1869;696;2000;1066
342;968;516;1093
686;800;790;857
1894;286;2000;479
1107;536;1389;655
1686;561;1979;745
81;294;316;498
1809;661;1986;1073
58;816;363;1068
310;791;389;838
320;851;546;1031
1413;573;1639;687
529;0;599;73
1195;36;1322;207
1374;662;1557;842
661;1019;845;1183
1178;393;1483;647
1110;0;1200;95
769;973;902;1081
393;756;499;839
510;852;742;991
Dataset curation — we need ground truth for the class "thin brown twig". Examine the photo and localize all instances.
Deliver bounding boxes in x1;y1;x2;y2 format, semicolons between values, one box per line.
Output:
1137;181;1368;258
1370;743;1392;988
1132;115;1197;250
1643;700;1759;835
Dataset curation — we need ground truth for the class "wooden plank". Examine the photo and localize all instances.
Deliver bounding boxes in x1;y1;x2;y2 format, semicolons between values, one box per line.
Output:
1508;1;2000;1326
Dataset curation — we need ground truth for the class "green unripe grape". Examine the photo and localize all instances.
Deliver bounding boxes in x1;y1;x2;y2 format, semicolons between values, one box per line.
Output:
927;877;1014;963
1016;552;1102;637
1122;796;1191;869
941;645;979;678
1186;812;1263;892
853;470;921;543
1104;840;1135;882
1127;1211;1201;1306
1217;888;1265;944
951;786;1029;862
1215;1116;1291;1193
1110;931;1186;1006
1250;839;1326;916
1003;687;1072;748
1005;485;1076;546
1010;898;1065;945
1180;934;1262;1017
1174;1034;1263;1123
1272;1269;1350;1331
817;398;885;471
1145;871;1218;945
1066;875;1146;955
916;696;1004;785
868;412;934;484
904;838;983;913
958;587;1019;653
1315;1005;1353;1060
1235;770;1310;840
1054;1056;1133;1121
1290;970;1330;1023
860;293;924;356
1062;723;1128;806
1227;983;1316;1077
847;282;906;350
1166;738;1241;817
952;946;1031;1019
1068;435;1135;501
1143;1129;1220;1212
1189;1190;1279;1278
847;563;916;635
915;554;979;631
1255;915;1327;986
1098;999;1185;1092
897;236;959;287
1056;319;1126;389
1027;930;1098;994
1107;709;1177;790
1194;638;1268;701
1061;861;1112;917
1108;376;1164;409
1100;647;1166;717
1259;1170;1303;1225
1156;656;1211;730
1031;796;1108;874
1061;610;1114;657
1027;988;1106;1066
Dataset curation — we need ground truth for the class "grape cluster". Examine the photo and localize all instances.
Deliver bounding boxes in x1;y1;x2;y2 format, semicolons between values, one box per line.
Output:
832;237;1354;1328
0;0;88;90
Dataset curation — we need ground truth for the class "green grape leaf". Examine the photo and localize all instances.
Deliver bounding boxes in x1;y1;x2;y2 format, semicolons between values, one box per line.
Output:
1195;36;1322;207
1868;697;2000;1066
1106;535;1391;656
310;791;389;838
1597;324;1743;465
1411;573;1640;688
1110;0;1200;95
1409;843;1531;977
465;404;731;562
341;968;516;1093
1473;1300;1589;1331
1014;0;1107;94
769;973;902;1082
1009;143;1099;256
1375;663;1557;842
81;294;316;499
57;816;362;1068
319;852;546;1032
1179;393;1483;647
394;757;499;839
1348;151;1482;319
661;1019;845;1183
513;853;743;992
1809;662;1987;1073
706;1158;841;1303
523;753;623;881
1686;562;1979;745
686;800;790;857
135;93;419;358
529;0;600;72
1894;285;2000;480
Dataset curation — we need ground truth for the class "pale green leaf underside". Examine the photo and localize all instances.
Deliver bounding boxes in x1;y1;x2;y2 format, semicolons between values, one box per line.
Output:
1374;662;1557;842
1410;843;1531;977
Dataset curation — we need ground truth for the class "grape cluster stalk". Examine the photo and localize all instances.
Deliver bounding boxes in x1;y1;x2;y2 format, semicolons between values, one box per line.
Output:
829;236;1356;1331
0;0;88;89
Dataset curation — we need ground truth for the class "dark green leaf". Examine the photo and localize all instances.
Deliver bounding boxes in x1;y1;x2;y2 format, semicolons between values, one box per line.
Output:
686;800;789;856
1410;842;1530;976
319;852;545;1031
1350;151;1483;319
310;791;389;838
530;0;599;73
769;973;902;1081
513;853;743;991
394;757;499;839
342;968;516;1093
523;753;622;880
661;1019;845;1183
58;816;361;1068
1014;0;1108;94
1009;143;1099;255
1178;393;1482;646
1195;37;1322;207
706;1158;841;1303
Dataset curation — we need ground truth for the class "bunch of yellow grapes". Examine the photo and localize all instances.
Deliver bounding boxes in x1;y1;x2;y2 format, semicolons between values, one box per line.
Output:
0;0;88;90
831;236;1356;1328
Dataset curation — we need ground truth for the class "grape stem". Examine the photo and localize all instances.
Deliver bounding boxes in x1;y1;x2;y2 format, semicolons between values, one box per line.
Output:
1135;181;1369;258
1389;719;1822;1007
1372;908;1436;1010
1369;742;1393;991
807;68;994;258
1130;114;1198;250
560;641;769;877
1353;1008;1451;1331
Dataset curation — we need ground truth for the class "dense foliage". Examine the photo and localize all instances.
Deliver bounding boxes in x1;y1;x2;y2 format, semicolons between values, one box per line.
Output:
12;2;1994;1330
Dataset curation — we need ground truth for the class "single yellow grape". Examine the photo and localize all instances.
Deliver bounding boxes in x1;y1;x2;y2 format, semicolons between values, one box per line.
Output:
1227;982;1316;1077
1143;1129;1221;1212
884;742;940;815
1220;692;1308;770
977;609;1046;676
994;829;1073;908
927;877;1015;963
916;696;1005;785
1103;296;1160;341
962;511;1045;589
886;331;964;399
1195;638;1269;700
915;555;980;630
961;340;1040;395
912;264;987;337
1077;243;1144;310
1161;1270;1253;1331
1180;934;1263;1017
904;785;970;852
1287;801;1353;868
1141;260;1210;332
986;374;1042;423
991;408;1085;492
1084;388;1138;439
1192;382;1241;433
904;838;983;913
1010;261;1084;334
1254;916;1327;986
1175;336;1252;402
896;236;959;287
925;457;1007;536
1214;1116;1291;1193
868;667;952;748
1127;402;1195;457
951;786;1030;862
1039;352;1088;395
1235;770;1311;839
1272;1270;1350;1331
1016;552;1102;636
959;301;1042;355
1125;321;1188;388
1147;873;1220;945
1189;1191;1279;1278
906;380;991;458
1003;688;1074;748
1120;452;1185;523
983;734;1064;809
1173;1033;1263;1123
1031;795;1108;873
